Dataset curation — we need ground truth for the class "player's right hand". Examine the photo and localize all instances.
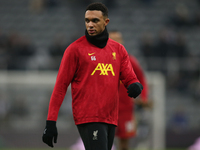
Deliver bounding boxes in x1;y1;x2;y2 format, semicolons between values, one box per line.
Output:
42;120;58;147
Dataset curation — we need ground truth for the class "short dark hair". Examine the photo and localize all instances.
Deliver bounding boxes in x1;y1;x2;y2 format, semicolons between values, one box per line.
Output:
86;2;108;18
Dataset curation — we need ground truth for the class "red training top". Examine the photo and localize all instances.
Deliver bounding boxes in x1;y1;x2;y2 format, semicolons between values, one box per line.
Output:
47;36;140;126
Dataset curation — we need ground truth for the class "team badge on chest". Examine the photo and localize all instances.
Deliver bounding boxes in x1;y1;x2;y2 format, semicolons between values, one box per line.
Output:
112;52;116;60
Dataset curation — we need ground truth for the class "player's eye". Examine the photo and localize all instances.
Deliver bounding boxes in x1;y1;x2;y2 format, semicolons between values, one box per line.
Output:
85;19;89;23
93;19;99;23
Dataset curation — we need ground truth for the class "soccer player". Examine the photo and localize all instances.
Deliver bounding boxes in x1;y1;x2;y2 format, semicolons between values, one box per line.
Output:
109;30;149;150
42;2;143;150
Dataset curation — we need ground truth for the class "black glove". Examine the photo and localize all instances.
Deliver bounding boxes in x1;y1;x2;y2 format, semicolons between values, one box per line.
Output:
127;82;143;98
42;120;58;147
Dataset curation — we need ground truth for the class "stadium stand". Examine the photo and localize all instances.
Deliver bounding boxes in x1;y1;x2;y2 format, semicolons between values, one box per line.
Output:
0;0;200;148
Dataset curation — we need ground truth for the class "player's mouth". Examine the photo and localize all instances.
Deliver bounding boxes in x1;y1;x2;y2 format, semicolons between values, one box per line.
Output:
88;30;95;34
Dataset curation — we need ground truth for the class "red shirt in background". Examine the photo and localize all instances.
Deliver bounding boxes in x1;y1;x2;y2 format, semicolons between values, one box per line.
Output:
118;55;148;113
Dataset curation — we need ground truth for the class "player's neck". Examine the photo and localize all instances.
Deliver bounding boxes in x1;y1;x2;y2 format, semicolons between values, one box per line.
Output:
85;27;108;48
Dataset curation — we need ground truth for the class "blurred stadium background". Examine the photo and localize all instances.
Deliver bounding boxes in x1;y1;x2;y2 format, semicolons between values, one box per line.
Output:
0;0;200;149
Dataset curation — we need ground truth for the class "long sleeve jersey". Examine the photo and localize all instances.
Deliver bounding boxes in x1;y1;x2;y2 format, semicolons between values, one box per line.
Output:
47;36;140;126
118;55;148;112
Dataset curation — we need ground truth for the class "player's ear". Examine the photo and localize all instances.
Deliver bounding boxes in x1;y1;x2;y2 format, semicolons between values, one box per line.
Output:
105;18;110;26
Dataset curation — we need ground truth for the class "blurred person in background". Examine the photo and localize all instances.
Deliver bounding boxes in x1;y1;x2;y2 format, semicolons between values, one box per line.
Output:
42;2;143;149
192;10;200;27
48;33;69;70
0;94;10;127
29;0;45;14
167;3;192;29
48;33;82;70
29;0;59;13
169;107;189;134
139;32;155;58
109;30;150;150
0;28;9;69
7;31;36;70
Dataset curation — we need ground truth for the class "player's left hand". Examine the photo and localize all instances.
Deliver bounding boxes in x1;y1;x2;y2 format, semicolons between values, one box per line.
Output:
42;120;58;147
127;82;143;98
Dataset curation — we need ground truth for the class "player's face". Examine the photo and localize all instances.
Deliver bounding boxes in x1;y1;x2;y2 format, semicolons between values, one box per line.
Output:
85;10;109;36
109;32;124;44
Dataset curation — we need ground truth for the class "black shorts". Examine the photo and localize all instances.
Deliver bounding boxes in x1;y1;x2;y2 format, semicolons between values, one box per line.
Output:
77;122;116;150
